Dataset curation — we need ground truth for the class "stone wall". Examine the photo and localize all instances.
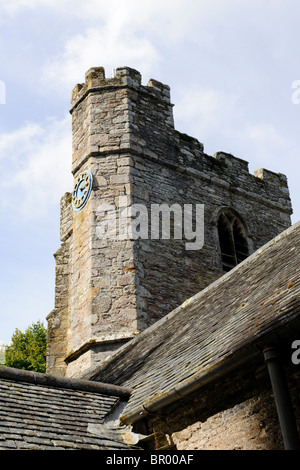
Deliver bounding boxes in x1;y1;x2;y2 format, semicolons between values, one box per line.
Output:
47;66;293;377
129;149;291;325
142;358;300;450
46;193;72;376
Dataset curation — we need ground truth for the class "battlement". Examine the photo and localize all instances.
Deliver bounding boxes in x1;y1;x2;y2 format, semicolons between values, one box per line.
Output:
253;167;289;187
71;66;171;111
209;151;288;190
70;65;290;202
70;66;175;174
214;151;249;173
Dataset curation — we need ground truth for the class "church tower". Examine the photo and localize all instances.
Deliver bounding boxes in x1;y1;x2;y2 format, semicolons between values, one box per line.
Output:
46;66;292;377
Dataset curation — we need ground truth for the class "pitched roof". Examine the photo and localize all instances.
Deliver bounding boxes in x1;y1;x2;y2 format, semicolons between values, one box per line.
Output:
0;366;132;450
81;221;300;425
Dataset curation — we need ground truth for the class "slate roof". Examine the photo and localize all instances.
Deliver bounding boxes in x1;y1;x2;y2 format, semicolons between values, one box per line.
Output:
0;366;132;450
81;221;300;425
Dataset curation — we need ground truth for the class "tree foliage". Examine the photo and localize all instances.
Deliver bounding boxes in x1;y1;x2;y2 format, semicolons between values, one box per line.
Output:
5;321;47;373
0;343;5;365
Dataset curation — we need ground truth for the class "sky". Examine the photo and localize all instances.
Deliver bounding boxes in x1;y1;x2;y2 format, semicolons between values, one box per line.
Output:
1;0;300;345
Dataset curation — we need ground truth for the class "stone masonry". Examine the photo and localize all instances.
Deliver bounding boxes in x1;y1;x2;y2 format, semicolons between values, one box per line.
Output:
46;66;292;377
144;359;300;451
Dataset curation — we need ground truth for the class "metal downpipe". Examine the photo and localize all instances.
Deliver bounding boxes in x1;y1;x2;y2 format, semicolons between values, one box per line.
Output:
264;347;300;450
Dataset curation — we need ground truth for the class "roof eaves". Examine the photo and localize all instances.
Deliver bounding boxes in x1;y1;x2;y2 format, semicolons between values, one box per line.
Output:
120;312;300;425
0;365;132;399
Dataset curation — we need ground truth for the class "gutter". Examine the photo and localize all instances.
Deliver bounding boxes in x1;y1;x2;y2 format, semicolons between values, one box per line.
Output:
121;342;259;425
121;316;300;425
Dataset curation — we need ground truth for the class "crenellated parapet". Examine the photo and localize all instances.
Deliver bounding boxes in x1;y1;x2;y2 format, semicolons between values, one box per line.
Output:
254;167;289;187
70;66;174;175
71;66;171;110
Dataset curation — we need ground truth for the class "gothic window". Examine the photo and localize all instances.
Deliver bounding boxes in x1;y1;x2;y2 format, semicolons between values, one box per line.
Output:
217;211;249;272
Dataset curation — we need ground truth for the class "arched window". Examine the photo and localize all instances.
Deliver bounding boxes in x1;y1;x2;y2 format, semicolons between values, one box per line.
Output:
217;210;249;272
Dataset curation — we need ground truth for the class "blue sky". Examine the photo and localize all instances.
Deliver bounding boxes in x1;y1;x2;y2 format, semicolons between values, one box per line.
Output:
1;0;300;344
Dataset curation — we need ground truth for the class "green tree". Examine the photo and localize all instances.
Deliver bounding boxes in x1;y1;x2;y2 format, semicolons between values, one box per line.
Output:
0;343;6;365
5;321;47;373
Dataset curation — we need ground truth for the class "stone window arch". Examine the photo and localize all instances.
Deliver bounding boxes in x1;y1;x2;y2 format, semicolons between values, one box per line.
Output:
217;209;249;272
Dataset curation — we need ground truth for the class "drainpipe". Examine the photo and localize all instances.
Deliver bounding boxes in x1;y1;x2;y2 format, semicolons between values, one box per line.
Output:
263;347;300;450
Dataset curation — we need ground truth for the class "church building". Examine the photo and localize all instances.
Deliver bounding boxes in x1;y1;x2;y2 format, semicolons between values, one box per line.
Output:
46;66;292;378
1;66;299;451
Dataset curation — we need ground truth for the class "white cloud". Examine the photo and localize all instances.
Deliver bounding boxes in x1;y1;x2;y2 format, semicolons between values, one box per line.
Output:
0;122;42;156
243;122;289;168
39;0;255;92
246;123;285;145
0;115;73;218
0;0;53;14
42;26;161;93
173;87;241;139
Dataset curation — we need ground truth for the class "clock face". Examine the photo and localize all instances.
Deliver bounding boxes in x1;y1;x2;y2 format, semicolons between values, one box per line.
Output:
72;169;93;211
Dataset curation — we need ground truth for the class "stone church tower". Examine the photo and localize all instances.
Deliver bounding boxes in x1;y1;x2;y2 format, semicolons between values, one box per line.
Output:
46;66;292;378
